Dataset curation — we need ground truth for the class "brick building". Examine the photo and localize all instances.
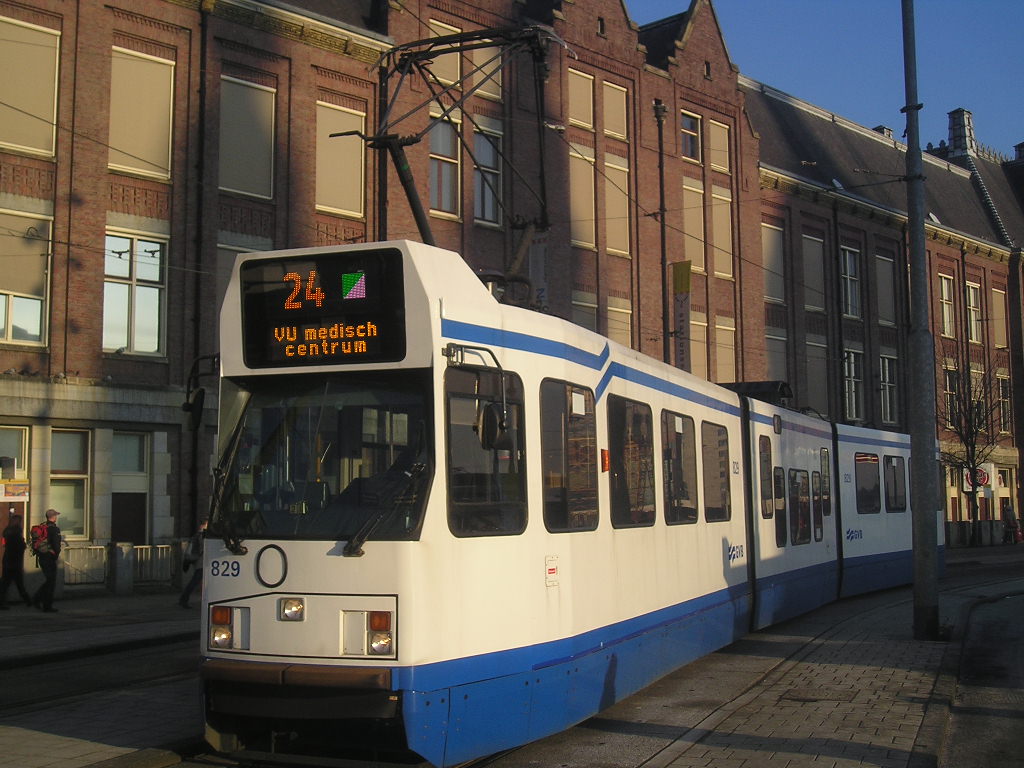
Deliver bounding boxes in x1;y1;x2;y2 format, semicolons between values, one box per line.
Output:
0;0;1020;548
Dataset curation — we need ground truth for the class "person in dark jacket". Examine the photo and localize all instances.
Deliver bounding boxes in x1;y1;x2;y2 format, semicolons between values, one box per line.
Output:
0;513;32;609
32;508;61;612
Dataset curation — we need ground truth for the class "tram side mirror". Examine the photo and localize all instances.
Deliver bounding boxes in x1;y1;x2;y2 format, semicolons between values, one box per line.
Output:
476;402;512;451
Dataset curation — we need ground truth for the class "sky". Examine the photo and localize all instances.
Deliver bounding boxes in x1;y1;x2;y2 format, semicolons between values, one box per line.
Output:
625;0;1023;158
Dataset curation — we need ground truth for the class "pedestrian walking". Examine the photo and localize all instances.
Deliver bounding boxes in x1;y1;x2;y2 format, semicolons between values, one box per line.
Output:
0;512;32;609
179;520;207;608
31;508;61;612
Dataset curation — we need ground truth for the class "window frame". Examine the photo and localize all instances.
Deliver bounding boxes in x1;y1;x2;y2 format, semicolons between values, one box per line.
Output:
429;115;461;217
680;110;701;162
0;16;59;157
567;68;594;130
0;208;51;346
607;395;655;528
540;380;598;533
473;121;503;226
50;429;91;540
840;246;862;318
218;75;276;199
700;420;732;522
707;120;730;172
103;231;168;355
880;355;898;425
843;348;864;422
966;282;982;343
315;100;366;217
662;411;698;525
108;46;174;180
939;274;956;338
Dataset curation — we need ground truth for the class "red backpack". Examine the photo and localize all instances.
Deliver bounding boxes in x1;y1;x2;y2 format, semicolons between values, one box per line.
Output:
29;523;51;555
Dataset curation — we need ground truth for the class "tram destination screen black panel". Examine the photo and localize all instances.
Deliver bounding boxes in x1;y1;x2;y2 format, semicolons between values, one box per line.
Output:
240;248;406;368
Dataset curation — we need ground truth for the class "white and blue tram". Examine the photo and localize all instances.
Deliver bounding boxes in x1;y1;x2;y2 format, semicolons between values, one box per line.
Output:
201;240;941;766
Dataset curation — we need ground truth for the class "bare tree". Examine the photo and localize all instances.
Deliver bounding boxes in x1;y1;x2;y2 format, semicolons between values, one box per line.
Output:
935;337;1009;544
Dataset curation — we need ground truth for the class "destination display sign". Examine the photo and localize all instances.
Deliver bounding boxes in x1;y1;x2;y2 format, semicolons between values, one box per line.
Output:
240;247;406;368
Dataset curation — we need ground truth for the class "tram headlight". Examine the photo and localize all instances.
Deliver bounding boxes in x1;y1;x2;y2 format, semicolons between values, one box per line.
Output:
279;597;305;621
209;605;234;649
368;631;393;655
367;610;393;655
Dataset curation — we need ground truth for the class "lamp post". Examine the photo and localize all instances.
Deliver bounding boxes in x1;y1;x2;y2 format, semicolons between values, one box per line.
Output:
653;99;670;363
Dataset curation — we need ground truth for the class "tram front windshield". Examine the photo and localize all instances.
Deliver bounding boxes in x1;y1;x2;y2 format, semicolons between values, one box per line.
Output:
211;371;432;542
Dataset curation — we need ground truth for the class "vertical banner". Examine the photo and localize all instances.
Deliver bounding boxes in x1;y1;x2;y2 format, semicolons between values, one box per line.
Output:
672;260;692;371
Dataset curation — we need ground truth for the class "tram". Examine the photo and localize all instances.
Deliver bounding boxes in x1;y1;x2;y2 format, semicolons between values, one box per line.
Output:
199;240;939;766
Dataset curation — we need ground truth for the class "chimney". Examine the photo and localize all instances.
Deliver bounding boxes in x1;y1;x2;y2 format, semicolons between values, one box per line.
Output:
1016;142;1024;162
873;125;894;139
947;108;977;157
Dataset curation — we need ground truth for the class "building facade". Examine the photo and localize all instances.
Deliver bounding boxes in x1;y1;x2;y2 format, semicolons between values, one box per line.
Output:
0;0;1019;550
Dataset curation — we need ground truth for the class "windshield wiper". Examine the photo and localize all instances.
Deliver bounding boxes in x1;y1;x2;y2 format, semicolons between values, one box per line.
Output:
342;462;426;557
210;392;252;555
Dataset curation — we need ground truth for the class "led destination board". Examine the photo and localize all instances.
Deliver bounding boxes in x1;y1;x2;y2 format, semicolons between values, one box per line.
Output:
240;248;406;368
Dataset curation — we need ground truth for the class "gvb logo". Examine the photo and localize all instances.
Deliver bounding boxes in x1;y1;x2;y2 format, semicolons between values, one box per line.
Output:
846;529;864;541
727;543;745;562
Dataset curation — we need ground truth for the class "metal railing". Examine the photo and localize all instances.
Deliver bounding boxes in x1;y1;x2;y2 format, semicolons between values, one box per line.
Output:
62;543;178;587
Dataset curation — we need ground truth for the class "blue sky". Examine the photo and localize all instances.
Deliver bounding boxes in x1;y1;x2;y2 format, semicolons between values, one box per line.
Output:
626;0;1023;158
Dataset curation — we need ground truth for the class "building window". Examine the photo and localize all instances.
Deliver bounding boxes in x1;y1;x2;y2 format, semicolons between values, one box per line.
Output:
604;154;630;255
875;253;896;325
103;232;166;354
880;355;898;424
682;177;705;271
966;282;982;342
427;20;461;85
571;289;597;332
472;43;502;100
473;120;502;225
0;427;28;480
762;222;785;302
939;274;955;337
50;429;89;539
715;317;735;383
766;334;787;382
569;143;596;247
803;234;825;310
316;101;365;217
840;246;861;318
429;117;460;216
708;120;730;172
0;210;50;345
993;289;1007;348
680;111;701;162
690;313;708;380
0;16;59;156
603;82;627;140
108;47;173;179
606;296;632;347
999;375;1012;433
219;75;275;198
567;69;594;129
711;185;733;278
806;342;829;417
843;349;864;421
943;368;959;427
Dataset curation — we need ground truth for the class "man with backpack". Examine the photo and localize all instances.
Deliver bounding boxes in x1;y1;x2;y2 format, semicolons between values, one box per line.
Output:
31;508;61;612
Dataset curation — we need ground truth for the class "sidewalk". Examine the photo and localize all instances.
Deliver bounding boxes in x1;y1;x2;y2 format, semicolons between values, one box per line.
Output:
0;546;1020;768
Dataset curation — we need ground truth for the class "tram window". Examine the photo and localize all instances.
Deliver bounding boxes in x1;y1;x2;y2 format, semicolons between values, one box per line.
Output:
820;448;832;516
812;471;823;541
607;395;655;528
701;421;731;522
854;453;881;514
758;435;773;519
884;455;907;512
661;411;698;525
788;469;811;545
445;367;527;536
540;380;598;532
773;466;787;546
